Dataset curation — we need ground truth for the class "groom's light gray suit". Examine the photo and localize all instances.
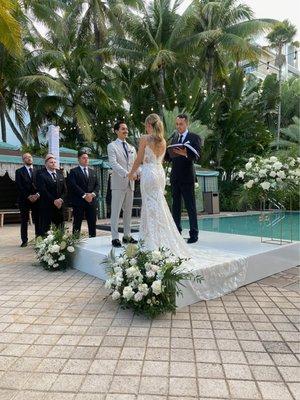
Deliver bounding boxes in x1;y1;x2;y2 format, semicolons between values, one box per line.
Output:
107;139;136;240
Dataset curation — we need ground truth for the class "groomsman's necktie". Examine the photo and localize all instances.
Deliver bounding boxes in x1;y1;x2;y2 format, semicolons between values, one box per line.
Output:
122;141;129;159
51;172;57;182
28;168;33;180
83;167;88;180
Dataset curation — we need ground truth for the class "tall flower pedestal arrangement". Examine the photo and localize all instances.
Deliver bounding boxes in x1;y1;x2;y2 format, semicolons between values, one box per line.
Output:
238;156;299;245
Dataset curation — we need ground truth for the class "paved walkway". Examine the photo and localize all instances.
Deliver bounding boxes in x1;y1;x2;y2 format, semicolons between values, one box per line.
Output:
0;224;299;400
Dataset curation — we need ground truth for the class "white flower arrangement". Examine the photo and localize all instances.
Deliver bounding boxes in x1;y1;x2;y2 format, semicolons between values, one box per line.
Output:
34;226;82;271
238;156;300;198
105;243;202;318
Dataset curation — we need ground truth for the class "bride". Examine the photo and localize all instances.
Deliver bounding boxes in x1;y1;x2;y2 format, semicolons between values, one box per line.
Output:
127;113;247;301
127;113;190;256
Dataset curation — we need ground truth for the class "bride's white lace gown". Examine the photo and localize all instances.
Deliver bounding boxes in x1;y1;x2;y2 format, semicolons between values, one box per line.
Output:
139;144;247;301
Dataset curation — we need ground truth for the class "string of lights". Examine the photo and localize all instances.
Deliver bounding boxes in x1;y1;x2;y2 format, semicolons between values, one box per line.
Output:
60;50;298;131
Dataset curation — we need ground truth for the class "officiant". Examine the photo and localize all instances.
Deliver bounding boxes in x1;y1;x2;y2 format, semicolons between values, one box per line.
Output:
165;113;201;244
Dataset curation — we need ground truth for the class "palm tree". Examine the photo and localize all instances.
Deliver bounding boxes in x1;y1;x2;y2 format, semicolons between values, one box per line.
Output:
189;0;274;93
0;0;22;57
18;5;115;144
0;45;26;144
267;19;298;149
271;116;300;156
202;68;272;178
111;0;194;115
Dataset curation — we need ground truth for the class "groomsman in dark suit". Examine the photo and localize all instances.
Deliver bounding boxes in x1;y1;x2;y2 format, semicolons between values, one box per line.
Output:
36;154;67;236
68;150;99;237
165;114;202;243
15;153;41;246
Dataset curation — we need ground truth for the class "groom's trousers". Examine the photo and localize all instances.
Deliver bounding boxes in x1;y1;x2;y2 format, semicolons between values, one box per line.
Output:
110;186;134;240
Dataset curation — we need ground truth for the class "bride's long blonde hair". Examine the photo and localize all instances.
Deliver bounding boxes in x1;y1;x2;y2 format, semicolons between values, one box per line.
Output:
145;113;164;143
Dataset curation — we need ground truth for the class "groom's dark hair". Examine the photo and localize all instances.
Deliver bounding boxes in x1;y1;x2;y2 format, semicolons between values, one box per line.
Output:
114;120;126;132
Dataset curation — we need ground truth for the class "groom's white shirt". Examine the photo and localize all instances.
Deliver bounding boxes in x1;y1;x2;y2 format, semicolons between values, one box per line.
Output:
107;139;136;191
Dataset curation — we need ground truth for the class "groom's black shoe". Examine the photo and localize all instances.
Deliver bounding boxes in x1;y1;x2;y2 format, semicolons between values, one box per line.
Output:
187;237;198;244
122;236;138;244
112;239;122;248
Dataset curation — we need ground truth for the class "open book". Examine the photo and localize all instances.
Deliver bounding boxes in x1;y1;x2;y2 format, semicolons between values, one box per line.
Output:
167;142;199;158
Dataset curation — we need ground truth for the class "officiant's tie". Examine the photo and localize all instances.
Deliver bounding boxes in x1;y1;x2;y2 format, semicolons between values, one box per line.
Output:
83;167;88;180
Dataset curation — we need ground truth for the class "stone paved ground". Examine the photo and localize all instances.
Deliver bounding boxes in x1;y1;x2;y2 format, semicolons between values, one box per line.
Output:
0;224;299;400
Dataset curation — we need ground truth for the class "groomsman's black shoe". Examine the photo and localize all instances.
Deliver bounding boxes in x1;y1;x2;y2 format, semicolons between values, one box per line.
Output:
112;239;122;248
20;241;28;247
122;236;138;244
187;237;198;244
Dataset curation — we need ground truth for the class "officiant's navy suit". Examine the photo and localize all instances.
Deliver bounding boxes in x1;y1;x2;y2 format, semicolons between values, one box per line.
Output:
36;169;67;236
68;166;99;237
15;166;41;242
165;131;201;240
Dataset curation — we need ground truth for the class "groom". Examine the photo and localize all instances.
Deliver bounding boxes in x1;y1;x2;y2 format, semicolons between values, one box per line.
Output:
165;113;201;243
107;121;138;247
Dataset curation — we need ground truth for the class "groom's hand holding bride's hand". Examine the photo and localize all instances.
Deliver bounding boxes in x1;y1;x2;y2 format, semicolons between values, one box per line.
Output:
127;172;137;181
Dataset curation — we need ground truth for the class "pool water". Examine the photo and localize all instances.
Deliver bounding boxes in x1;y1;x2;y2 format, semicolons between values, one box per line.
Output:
182;212;300;241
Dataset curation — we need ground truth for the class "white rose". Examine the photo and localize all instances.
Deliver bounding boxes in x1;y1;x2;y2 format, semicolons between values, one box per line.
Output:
249;157;255;162
134;292;144;302
151;280;162;295
129;258;137;266
277;171;286;179
105;279;112;289
146;270;155;278
53;263;59;268
112;291;121;300
48;259;54;266
123;286;134;300
276;177;282;182
258;169;267;177
245;180;254;189
269;171;276;178
138;284;149;295
58;254;65;261
195;182;199;188
50;244;60;253
238;171;245;179
273;161;283;170
260;181;271;190
245;162;252;170
270;156;278;162
151;264;160;273
67;246;75;253
151;250;162;262
289;160;295;166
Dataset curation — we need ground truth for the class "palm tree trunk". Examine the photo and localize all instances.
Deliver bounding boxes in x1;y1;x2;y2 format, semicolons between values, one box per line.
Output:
276;46;283;150
158;67;165;117
3;107;25;145
0;111;6;142
207;47;215;93
93;19;102;63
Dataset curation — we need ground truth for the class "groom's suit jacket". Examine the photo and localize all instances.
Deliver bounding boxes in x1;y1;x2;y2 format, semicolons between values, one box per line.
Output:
107;139;137;191
165;131;201;184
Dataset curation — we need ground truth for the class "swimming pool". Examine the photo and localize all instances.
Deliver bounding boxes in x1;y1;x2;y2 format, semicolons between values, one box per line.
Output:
182;212;300;241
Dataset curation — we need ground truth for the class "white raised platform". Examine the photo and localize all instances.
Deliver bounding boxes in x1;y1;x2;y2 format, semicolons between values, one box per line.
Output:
73;231;299;307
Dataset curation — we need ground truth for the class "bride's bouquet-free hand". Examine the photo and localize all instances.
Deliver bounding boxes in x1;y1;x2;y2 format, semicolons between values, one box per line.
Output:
105;243;203;318
34;226;82;271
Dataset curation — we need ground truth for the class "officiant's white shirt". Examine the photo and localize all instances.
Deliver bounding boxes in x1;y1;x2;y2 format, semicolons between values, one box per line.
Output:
178;129;188;142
